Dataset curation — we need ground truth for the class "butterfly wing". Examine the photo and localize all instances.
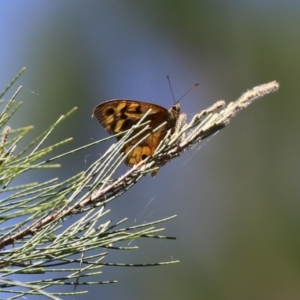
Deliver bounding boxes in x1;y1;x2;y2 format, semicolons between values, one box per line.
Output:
93;99;168;134
93;99;178;166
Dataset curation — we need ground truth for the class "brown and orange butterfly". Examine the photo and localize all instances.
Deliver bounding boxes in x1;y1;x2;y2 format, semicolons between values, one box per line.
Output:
93;99;181;167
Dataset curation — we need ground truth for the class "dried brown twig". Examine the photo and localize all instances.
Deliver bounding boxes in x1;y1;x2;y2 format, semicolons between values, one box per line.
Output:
85;81;280;205
0;77;279;297
0;81;279;251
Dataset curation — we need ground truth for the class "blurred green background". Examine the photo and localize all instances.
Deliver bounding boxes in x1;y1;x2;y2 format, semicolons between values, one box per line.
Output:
1;1;299;299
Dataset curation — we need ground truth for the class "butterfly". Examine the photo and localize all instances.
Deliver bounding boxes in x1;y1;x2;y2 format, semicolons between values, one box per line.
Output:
93;99;181;168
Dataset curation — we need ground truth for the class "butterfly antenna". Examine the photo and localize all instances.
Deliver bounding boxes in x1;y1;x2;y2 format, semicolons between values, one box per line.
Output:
167;75;176;104
167;76;199;103
177;83;199;102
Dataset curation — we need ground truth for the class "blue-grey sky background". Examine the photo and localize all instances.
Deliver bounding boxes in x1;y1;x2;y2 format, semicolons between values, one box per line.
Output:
1;1;300;299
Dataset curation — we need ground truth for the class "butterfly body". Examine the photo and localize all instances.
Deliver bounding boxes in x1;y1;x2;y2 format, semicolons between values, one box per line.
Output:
93;99;181;167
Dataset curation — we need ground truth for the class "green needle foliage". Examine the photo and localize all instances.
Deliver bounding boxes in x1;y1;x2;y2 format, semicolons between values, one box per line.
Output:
0;69;279;299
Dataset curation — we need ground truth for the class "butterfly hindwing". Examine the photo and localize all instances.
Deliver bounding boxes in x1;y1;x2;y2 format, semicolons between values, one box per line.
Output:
122;125;169;166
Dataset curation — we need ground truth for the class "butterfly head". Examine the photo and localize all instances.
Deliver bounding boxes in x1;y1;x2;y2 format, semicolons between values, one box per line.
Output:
169;102;181;118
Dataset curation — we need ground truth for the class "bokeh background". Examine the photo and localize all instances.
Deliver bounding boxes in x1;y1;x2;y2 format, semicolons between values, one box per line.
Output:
1;1;299;299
